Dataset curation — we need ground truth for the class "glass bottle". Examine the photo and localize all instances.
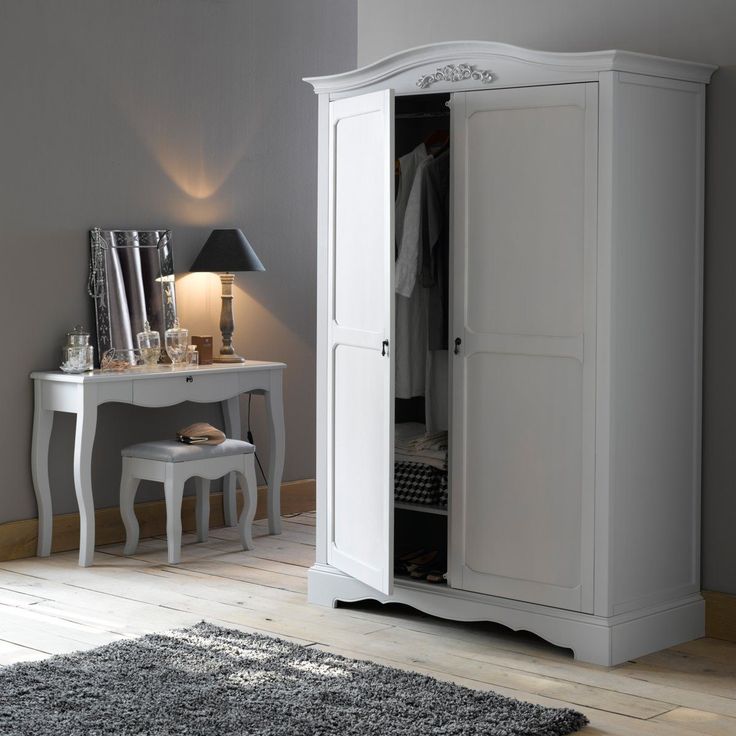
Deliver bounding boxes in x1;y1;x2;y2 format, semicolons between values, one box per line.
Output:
186;345;199;367
136;320;161;367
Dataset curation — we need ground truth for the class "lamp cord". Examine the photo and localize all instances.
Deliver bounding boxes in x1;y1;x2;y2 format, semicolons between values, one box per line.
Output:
247;393;268;485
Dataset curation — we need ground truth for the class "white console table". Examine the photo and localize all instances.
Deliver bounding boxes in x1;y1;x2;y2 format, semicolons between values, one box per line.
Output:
30;361;285;567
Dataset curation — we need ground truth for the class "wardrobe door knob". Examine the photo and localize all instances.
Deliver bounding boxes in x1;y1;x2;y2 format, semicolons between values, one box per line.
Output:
381;339;389;357
454;337;462;355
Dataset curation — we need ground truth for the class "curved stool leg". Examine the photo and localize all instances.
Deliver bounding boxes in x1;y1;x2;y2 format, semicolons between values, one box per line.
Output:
238;455;258;551
194;477;210;543
164;466;184;565
119;459;141;556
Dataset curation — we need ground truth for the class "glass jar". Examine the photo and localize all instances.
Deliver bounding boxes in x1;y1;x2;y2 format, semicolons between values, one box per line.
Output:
136;320;161;367
165;320;189;367
60;326;94;373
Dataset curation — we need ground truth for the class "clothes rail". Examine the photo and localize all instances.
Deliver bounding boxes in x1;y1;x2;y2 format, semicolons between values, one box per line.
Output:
395;111;450;119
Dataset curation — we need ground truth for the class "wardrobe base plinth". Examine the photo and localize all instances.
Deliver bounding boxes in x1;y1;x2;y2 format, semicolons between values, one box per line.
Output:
308;564;704;667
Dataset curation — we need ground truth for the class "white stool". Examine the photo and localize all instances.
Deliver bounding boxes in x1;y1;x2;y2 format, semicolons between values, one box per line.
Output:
119;439;257;564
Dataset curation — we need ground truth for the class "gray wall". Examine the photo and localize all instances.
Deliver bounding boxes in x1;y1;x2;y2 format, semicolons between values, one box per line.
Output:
357;0;736;595
0;0;356;522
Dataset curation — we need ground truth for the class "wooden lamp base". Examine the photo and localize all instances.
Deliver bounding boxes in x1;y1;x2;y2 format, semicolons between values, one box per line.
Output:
215;273;246;363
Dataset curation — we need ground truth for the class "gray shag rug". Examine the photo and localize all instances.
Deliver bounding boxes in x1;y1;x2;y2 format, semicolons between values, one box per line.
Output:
0;622;588;735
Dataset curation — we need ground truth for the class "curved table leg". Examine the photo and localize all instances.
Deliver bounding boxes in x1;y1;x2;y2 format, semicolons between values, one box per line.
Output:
31;382;54;557
73;391;98;567
221;396;241;527
265;374;285;535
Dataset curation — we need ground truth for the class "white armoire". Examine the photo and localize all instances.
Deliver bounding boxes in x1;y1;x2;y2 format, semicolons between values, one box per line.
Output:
304;42;716;665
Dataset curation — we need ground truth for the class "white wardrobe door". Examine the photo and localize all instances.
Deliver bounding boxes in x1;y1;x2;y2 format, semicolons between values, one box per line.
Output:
326;89;395;595
450;83;597;612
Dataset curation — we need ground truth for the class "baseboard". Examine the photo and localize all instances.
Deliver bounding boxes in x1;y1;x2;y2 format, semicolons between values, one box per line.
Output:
0;479;315;563
703;590;736;642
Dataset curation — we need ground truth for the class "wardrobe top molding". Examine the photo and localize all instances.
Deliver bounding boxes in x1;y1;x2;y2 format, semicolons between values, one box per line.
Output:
303;41;716;97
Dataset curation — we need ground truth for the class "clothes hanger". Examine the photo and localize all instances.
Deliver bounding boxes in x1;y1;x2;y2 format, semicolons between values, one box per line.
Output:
433;138;450;159
423;129;450;154
395;129;450;176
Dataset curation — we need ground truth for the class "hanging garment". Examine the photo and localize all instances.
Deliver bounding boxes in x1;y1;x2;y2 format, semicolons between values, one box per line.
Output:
420;151;451;432
395;153;432;399
395;287;429;399
421;151;450;351
395;156;430;298
425;349;449;433
395;147;450;409
395;143;429;252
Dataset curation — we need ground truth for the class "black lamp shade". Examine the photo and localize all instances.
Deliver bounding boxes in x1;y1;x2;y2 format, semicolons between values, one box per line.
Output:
190;229;265;273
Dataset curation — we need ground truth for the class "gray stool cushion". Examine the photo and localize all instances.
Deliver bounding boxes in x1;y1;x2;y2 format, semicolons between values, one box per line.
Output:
121;439;255;463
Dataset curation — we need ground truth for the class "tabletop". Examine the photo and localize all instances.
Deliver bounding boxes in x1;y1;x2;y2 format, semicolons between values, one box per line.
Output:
31;361;286;384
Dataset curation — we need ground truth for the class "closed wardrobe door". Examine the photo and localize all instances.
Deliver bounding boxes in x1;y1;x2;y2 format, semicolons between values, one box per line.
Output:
325;89;395;595
449;83;597;612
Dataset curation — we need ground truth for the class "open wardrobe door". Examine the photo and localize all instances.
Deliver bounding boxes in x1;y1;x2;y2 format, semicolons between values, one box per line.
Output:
325;89;395;595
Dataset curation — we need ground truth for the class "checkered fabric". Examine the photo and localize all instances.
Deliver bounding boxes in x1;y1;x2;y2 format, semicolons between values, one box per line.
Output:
394;461;448;508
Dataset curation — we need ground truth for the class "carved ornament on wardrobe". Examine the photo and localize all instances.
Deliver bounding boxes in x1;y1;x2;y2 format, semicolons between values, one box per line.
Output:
416;63;494;88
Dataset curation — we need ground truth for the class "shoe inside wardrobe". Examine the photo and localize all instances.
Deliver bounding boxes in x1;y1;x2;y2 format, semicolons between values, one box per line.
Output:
393;93;450;587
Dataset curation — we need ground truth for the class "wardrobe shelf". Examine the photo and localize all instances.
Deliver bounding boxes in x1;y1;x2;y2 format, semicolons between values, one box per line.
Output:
395;502;448;516
394;573;447;587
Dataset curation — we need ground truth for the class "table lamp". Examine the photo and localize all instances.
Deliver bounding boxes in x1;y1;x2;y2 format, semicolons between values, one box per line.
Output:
189;228;265;363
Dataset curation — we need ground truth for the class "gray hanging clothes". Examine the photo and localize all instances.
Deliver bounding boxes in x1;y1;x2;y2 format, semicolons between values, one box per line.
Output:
418;151;450;432
420;150;450;351
395;146;430;400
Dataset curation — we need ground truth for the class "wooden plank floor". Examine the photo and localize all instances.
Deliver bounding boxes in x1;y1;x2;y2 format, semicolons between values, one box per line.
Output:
0;513;733;735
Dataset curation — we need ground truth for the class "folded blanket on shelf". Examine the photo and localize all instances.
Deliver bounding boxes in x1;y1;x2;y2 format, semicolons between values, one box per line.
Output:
394;422;427;447
395;423;448;471
405;430;448;452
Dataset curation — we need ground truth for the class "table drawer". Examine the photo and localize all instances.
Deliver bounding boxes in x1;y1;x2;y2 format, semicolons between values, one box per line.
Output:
132;372;240;407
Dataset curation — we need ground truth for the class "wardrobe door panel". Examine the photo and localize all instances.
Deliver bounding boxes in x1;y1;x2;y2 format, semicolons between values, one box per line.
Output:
334;111;388;333
333;345;390;566
450;84;597;612
465;92;585;337
325;90;395;595
464;353;583;605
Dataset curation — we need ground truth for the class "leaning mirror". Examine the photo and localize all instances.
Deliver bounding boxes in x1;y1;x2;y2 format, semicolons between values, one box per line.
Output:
88;228;177;365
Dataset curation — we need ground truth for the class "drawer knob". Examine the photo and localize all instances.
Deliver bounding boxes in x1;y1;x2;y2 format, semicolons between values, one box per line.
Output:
185;376;193;383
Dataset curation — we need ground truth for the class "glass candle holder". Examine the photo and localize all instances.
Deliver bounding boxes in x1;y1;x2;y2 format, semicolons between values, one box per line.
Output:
61;345;94;373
